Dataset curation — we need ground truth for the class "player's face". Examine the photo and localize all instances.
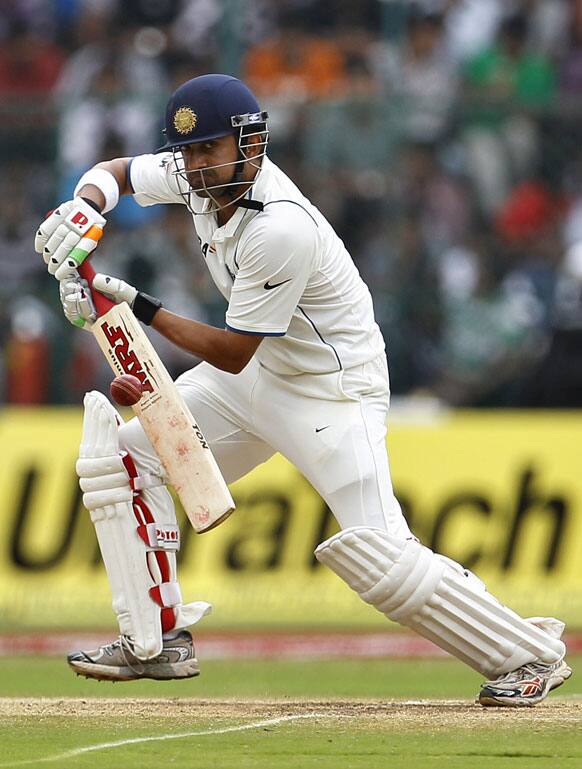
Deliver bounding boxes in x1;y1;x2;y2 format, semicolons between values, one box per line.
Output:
180;135;240;199
171;130;266;217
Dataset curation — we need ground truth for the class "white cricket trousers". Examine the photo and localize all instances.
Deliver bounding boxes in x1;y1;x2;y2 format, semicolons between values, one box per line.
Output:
119;354;411;538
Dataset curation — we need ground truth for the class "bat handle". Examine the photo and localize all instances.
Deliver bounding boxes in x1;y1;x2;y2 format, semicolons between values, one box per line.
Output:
78;261;116;317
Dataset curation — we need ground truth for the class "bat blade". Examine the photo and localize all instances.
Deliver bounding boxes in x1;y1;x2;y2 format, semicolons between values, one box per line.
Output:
78;263;234;532
94;303;234;532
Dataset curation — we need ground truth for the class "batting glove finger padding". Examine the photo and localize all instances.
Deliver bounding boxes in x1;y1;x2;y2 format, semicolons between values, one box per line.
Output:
59;278;96;329
45;227;81;273
93;273;138;307
35;197;106;276
35;200;75;255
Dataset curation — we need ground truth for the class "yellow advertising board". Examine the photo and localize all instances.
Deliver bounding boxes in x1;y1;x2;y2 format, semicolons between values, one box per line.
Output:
0;407;581;630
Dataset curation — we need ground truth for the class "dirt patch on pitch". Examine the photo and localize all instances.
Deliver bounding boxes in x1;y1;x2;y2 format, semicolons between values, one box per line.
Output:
0;698;580;730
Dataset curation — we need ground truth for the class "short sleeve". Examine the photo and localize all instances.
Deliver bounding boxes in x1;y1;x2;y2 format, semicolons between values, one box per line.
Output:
129;153;184;207
225;204;318;336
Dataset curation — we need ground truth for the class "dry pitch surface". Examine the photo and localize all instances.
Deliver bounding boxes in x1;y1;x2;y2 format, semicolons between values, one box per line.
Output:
1;698;581;769
1;697;582;726
1;653;580;769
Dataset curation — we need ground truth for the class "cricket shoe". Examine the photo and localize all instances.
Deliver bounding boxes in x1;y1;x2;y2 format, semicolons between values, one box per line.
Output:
478;658;572;707
67;629;200;682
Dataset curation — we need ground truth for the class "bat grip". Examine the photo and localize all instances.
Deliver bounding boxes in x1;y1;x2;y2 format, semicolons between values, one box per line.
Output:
78;261;115;317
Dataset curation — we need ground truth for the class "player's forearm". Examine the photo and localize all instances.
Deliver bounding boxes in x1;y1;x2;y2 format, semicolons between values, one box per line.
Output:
76;158;132;211
151;308;255;374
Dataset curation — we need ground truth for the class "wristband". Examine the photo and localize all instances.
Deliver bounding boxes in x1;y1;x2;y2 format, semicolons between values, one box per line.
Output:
74;168;120;213
80;197;102;214
133;292;162;325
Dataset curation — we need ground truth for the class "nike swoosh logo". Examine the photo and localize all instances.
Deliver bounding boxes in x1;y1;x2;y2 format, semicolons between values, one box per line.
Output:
264;279;291;290
315;426;330;433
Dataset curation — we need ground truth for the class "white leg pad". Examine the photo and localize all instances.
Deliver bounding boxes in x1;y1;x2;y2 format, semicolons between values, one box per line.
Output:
77;391;211;660
315;527;566;677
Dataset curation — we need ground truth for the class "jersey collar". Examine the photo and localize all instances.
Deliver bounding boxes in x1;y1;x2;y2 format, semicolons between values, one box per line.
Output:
211;205;247;241
209;159;271;240
235;155;272;214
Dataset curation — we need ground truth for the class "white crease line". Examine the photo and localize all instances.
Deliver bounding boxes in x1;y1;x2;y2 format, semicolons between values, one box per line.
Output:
0;713;329;767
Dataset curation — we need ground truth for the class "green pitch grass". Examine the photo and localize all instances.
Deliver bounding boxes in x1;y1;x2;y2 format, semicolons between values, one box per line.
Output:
0;656;580;769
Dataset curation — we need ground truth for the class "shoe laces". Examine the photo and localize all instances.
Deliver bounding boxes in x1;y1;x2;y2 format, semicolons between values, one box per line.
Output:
101;635;146;675
491;659;558;685
99;637;122;655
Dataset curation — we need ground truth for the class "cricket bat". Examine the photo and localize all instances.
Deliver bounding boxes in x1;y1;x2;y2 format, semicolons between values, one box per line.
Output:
77;260;235;533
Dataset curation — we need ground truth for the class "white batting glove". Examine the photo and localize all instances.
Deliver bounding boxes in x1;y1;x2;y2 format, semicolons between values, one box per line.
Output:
93;273;138;306
59;277;97;330
93;273;162;325
35;197;106;280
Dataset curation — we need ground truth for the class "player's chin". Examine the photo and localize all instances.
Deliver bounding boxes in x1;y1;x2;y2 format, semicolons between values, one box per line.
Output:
192;185;228;199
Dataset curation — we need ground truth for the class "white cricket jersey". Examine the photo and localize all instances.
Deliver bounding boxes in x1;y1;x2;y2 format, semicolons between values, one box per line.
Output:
129;153;385;376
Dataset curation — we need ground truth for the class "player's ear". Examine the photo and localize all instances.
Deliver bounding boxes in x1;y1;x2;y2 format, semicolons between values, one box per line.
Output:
243;133;262;158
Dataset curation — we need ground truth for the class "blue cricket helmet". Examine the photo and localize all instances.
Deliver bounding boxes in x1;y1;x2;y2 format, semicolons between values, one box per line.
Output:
157;74;267;152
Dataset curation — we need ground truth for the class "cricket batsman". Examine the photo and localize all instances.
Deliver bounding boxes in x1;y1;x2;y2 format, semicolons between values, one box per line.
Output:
35;74;571;706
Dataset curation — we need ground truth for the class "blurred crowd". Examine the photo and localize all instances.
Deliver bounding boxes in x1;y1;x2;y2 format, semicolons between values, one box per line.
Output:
2;0;582;407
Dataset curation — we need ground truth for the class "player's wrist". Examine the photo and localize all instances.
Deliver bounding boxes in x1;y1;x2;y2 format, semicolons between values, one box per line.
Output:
133;292;163;325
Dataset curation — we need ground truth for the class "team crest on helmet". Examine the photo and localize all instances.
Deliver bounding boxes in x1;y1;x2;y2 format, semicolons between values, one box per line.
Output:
173;107;197;135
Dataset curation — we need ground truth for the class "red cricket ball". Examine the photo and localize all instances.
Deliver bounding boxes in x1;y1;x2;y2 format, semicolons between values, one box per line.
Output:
110;374;143;407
